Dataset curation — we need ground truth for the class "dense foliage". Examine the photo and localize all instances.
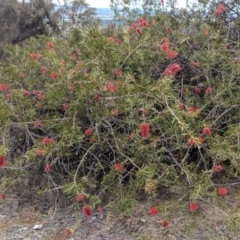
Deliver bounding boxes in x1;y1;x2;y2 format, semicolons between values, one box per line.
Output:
0;0;240;214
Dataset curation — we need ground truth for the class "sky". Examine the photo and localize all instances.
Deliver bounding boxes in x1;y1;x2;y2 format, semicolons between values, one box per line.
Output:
53;0;196;9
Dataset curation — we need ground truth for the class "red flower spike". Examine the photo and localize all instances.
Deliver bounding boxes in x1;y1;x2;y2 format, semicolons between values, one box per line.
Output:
66;228;73;238
97;206;103;214
82;205;92;217
51;72;58;80
161;219;169;228
164;63;181;77
94;95;103;101
203;127;212;136
136;27;142;35
42;137;53;145
205;87;213;94
218;187;227;196
63;104;70;111
194;87;201;94
45;164;53;172
36;148;44;156
191;62;199;68
0;84;8;92
128;133;134;140
30;53;41;61
106;82;117;93
214;4;226;15
85;128;93;137
161;42;169;52
0;193;6;199
47;42;54;49
34;121;43;129
140;123;150;138
41;66;48;74
203;26;209;36
76;193;85;202
149;206;159;216
167;50;178;59
212;164;223;173
0;155;6;168
6;93;12;100
178;102;185;110
115;163;124;172
190;202;199;212
19;72;24;79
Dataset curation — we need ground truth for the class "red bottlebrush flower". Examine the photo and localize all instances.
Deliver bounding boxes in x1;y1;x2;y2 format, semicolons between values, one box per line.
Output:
85;128;93;137
45;164;53;172
41;66;48;74
203;126;212;136
149;206;159;216
89;137;96;143
106;82;117;93
190;202;199;212
66;228;73;238
194;87;201;94
114;69;122;77
218;187;227;196
205;87;213;94
141;108;148;115
0;155;6;168
42;137;53;145
47;42;54;49
214;4;226;15
167;50;178;59
23;90;30;96
0;84;7;91
128;133;134;140
160;219;169;228
186;106;200;115
63;104;70;111
161;42;169;52
19;72;24;79
94;95;103;101
188;137;204;146
111;108;121;117
0;193;6;199
178;102;185;110
136;27;142;35
212;164;223;173
115;163;124;172
140;123;150;138
6;93;12;100
30;53;41;61
51;72;58;80
71;53;77;61
36;148;44;156
82;205;92;217
138;18;148;27
191;62;199;68
164;63;181;77
34;121;43;129
97;206;103;214
76;193;85;202
203;26;209;36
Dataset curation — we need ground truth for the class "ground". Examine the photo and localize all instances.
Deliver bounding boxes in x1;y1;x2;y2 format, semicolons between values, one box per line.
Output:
1;184;240;240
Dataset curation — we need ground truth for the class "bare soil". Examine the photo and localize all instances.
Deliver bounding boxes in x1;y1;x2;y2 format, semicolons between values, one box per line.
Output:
1;184;240;240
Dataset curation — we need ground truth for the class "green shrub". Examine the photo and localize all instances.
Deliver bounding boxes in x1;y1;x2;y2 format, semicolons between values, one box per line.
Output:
0;2;240;212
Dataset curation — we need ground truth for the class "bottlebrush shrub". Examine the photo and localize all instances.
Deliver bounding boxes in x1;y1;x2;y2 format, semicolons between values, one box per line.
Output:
0;3;240;211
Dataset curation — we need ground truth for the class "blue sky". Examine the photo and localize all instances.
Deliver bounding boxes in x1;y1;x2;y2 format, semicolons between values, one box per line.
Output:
53;0;197;9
